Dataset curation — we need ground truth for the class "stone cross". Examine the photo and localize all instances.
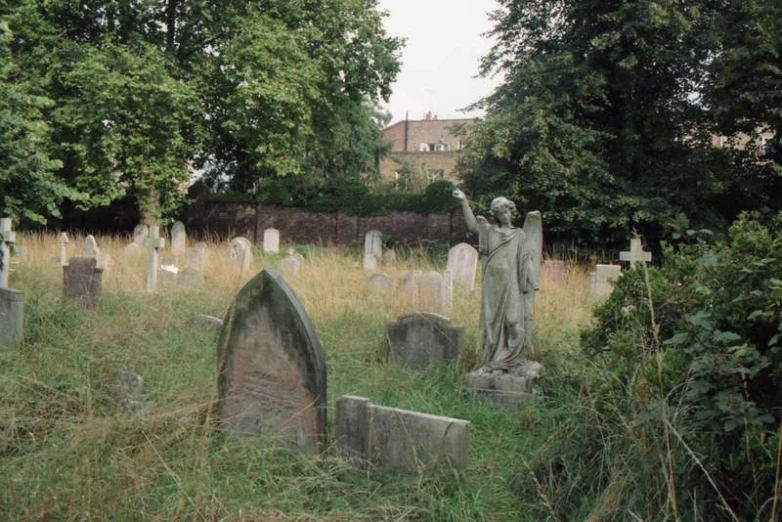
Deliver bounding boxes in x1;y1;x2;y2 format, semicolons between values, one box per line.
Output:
59;233;69;267
1;218;16;289
145;226;165;292
619;234;652;269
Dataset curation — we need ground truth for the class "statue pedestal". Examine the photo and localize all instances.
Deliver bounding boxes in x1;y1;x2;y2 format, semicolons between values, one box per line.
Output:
464;360;543;407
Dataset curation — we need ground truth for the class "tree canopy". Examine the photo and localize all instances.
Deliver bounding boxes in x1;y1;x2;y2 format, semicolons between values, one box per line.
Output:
459;0;782;251
0;0;402;224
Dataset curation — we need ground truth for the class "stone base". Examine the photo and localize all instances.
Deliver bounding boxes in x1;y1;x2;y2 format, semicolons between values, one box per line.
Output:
0;287;24;349
464;360;543;407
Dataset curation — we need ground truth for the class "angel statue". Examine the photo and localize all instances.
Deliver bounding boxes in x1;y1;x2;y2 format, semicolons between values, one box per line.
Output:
453;189;542;375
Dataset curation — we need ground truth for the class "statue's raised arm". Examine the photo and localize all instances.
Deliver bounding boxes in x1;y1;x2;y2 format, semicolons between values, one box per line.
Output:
453;189;479;233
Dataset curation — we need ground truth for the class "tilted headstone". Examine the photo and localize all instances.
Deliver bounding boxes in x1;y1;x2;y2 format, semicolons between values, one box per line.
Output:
145;226;165;293
133;224;149;246
82;235;100;259
186;242;208;271
385;313;464;369
229;237;253;272
335;395;469;472
446;243;479;291
364;230;382;260
362;253;377;272
368;272;394;293
217;269;327;453
591;264;622;296
263;228;280;254
279;249;304;276
63;257;103;309
59;233;69;267
170;221;187;257
619;234;652;269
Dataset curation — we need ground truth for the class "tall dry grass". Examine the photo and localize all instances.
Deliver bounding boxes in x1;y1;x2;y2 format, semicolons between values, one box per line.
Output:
1;232;599;520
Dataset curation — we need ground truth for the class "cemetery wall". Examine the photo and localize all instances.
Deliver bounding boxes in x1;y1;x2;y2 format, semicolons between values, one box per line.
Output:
184;202;472;246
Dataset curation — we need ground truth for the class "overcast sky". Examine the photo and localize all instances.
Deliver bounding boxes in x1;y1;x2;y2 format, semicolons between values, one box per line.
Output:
377;0;503;125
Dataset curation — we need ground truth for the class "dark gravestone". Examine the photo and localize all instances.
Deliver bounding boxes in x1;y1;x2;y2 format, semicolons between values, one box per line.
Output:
217;269;327;453
385;313;464;369
63;257;103;309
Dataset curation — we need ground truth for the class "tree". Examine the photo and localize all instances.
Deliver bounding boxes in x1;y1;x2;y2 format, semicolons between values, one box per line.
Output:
460;0;776;250
0;19;68;223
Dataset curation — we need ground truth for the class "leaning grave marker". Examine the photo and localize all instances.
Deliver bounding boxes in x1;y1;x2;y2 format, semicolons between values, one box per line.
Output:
217;269;327;454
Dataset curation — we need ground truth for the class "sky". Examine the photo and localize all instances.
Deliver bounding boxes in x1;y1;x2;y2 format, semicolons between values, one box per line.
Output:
377;0;503;125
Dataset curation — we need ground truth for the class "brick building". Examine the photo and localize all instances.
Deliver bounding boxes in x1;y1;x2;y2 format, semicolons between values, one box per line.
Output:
379;113;477;184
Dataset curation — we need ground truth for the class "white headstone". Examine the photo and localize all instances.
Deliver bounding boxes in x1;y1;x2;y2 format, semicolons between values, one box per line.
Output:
170;221;187;257
0;218;16;289
400;270;422;301
382;248;397;263
263;228;280;254
364;230;382;260
591;264;622;296
619;234;652;269
229;237;253;271
82;235;100;259
145;226;165;293
420;271;445;313
446;243;479;291
133;224;149;246
59;233;69;267
362;253;377;272
368;272;394;293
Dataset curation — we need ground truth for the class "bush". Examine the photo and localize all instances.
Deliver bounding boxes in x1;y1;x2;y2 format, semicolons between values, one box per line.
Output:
574;211;782;519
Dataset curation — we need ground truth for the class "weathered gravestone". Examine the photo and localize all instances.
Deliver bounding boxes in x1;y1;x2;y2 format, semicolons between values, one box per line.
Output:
263;228;280;254
367;272;394;293
419;270;452;314
279;250;304;276
385;313;464;369
170;221;187;257
133;224;149;246
186;242;208;272
591;264;622;296
446;243;479;291
63;257;103;309
362;253;377;272
217;269;327;453
83;235;100;259
229;237;253;272
400;270;422;301
0;218;23;348
364;230;382;261
335;395;469;472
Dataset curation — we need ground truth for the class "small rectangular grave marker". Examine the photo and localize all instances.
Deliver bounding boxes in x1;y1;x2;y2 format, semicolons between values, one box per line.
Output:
145;226;165;292
263;228;280;254
335;395;469;473
385;313;463;369
63;257;103;309
591;264;622;296
171;221;187;257
1;218;17;289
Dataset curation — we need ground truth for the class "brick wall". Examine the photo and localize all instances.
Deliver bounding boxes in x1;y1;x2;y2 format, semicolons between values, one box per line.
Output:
184;202;473;247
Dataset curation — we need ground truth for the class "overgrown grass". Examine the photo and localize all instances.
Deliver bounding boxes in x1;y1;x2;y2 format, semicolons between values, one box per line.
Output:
6;232;765;520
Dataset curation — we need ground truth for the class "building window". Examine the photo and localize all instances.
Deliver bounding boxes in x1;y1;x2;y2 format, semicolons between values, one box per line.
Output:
418;143;430;152
434;139;449;152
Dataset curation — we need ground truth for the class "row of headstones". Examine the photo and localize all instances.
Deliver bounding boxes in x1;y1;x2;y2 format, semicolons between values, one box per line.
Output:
212;269;471;473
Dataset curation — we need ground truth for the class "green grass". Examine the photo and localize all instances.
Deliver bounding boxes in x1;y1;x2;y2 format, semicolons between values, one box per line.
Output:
1;233;600;520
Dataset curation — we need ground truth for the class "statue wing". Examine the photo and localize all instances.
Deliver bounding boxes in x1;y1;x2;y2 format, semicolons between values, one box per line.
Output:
522;211;543;289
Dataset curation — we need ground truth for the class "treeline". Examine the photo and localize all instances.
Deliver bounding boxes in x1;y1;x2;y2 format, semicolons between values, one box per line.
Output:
0;0;402;224
459;0;782;250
